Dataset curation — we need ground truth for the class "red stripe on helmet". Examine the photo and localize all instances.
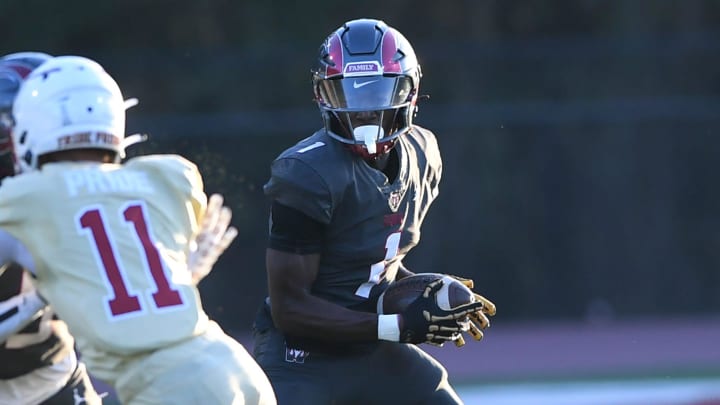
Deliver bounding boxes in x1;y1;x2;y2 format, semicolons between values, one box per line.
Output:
381;30;401;74
325;33;344;77
1;62;34;79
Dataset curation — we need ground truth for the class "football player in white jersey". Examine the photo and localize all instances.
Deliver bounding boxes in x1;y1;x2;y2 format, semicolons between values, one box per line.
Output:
0;51;104;405
0;55;276;405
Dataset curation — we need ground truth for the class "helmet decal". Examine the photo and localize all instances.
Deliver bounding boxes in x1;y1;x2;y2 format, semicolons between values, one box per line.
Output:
381;31;402;74
324;33;344;78
0;62;32;83
343;61;381;77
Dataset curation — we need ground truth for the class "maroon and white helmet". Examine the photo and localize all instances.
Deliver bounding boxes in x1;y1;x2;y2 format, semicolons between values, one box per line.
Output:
311;19;422;159
0;52;53;180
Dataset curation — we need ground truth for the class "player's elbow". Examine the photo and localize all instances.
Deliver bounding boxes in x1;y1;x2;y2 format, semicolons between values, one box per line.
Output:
270;308;301;334
270;312;292;333
269;297;308;334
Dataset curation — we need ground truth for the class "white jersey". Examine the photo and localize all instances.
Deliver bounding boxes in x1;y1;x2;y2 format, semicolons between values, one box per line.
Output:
0;154;210;381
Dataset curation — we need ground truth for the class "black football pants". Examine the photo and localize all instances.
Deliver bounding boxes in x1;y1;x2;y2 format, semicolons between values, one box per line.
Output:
252;304;463;405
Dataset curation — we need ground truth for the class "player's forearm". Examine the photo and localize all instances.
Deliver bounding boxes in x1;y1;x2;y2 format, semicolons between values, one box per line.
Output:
270;293;380;341
0;291;47;342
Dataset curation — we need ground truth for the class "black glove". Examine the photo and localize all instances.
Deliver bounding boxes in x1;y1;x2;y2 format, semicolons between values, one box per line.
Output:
399;279;488;345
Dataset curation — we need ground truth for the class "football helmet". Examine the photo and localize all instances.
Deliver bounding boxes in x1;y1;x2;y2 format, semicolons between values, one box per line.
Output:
12;55;140;172
0;52;52;179
311;19;422;159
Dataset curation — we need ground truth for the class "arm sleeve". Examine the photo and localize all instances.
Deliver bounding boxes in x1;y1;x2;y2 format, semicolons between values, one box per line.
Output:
0;290;47;343
268;201;325;254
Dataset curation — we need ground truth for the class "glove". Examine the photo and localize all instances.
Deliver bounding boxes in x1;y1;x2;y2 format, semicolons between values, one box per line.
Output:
399;279;490;345
446;274;497;346
188;194;238;284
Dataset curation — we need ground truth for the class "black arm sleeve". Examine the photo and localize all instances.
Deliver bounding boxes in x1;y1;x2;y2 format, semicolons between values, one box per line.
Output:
268;201;325;254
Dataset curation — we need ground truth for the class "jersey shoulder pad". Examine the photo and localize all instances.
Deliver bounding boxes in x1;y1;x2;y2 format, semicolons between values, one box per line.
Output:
125;154;205;219
265;156;333;224
407;126;440;161
407;125;441;175
125;153;198;173
264;131;350;224
125;154;203;190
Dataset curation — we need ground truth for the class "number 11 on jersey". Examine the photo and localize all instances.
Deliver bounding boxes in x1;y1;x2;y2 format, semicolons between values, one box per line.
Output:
78;202;185;318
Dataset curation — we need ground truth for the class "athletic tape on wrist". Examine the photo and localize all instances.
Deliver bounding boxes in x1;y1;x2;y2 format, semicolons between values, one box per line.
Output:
377;314;400;342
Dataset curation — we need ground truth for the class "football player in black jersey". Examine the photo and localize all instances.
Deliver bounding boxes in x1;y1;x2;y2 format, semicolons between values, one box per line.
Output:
252;19;496;404
0;52;103;405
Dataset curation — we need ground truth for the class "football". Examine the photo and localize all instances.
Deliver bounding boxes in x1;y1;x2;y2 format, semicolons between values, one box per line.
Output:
377;273;475;314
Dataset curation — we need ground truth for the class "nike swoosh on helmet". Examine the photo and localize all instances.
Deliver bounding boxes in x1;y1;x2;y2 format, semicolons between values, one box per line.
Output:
353;79;379;89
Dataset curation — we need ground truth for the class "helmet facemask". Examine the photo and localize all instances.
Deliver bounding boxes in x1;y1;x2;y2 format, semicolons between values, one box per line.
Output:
324;105;411;159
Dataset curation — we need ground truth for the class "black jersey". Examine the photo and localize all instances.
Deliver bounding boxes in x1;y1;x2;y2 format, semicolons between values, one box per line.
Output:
0;263;72;379
264;126;441;312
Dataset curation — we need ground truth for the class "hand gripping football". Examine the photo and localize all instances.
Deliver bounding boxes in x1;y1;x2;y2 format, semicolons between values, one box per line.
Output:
377;273;475;315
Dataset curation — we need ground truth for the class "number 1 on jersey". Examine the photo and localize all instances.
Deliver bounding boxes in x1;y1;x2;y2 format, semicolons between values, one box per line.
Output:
355;231;401;298
79;203;183;317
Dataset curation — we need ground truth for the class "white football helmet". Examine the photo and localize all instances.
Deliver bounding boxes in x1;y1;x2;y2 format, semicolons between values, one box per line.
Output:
12;55;140;171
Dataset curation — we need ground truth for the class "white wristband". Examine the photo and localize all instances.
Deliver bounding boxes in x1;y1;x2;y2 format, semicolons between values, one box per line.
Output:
377;314;400;342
